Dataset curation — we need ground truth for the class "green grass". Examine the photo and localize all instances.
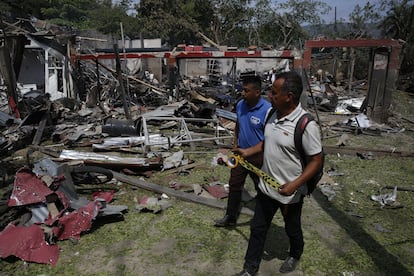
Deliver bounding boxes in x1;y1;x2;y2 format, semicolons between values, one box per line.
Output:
1;151;414;275
1;91;414;275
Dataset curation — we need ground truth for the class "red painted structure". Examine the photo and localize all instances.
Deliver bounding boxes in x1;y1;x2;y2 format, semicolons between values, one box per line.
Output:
74;39;404;122
302;39;402;72
303;39;403;122
76;49;300;63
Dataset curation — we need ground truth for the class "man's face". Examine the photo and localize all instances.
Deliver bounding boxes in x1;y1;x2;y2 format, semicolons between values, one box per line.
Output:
241;83;259;101
268;78;289;110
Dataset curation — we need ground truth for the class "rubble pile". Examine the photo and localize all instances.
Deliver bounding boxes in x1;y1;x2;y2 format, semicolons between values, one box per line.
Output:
1;17;412;267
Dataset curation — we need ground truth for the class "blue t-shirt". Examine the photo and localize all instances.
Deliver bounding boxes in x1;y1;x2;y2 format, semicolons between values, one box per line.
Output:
236;97;271;149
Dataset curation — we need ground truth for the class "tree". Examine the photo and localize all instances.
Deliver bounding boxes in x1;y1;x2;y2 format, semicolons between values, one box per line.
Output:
1;0;336;51
255;0;330;49
89;0;137;37
208;0;252;46
379;0;414;74
348;2;381;38
0;0;49;20
134;0;205;47
40;0;98;29
380;0;413;40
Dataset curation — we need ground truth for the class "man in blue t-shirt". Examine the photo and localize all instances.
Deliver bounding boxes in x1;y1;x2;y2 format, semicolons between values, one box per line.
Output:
214;74;271;227
233;71;323;276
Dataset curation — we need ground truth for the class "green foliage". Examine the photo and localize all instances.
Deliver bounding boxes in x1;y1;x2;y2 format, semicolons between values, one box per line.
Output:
254;0;330;48
1;0;413;75
380;0;413;39
135;0;201;46
378;0;414;74
278;0;331;25
41;1;96;28
88;3;135;36
349;2;381;38
0;0;49;19
208;0;253;46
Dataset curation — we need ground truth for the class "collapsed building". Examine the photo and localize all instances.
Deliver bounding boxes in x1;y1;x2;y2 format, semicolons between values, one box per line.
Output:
0;17;409;266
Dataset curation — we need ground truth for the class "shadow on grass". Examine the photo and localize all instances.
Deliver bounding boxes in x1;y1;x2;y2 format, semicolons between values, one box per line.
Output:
312;190;412;275
230;219;289;262
234;200;292;263
262;223;290;261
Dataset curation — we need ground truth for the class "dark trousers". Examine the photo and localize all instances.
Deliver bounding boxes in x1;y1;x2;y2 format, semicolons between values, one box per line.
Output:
244;190;304;271
228;152;263;192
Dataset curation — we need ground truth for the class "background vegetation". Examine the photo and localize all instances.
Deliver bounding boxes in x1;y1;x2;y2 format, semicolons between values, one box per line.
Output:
0;0;413;75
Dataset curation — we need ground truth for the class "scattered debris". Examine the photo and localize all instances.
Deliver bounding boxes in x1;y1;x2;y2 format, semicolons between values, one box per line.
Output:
0;159;128;265
373;223;391;233
319;182;337;201
0;16;412;270
371;186;403;208
136;195;172;213
356;152;375;160
335;134;350;147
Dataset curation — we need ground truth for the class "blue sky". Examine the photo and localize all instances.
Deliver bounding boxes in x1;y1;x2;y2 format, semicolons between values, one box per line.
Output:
321;0;383;23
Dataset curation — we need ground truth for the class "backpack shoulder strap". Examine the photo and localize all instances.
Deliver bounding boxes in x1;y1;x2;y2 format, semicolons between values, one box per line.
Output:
264;108;276;126
294;113;315;163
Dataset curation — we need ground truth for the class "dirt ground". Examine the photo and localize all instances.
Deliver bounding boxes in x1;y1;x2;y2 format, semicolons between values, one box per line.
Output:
1;90;414;275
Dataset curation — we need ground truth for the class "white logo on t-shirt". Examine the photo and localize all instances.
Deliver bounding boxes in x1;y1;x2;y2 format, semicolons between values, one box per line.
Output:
250;116;261;125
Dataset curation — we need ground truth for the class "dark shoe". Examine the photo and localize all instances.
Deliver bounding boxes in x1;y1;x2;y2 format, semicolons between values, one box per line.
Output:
279;256;299;273
214;214;237;227
232;269;257;276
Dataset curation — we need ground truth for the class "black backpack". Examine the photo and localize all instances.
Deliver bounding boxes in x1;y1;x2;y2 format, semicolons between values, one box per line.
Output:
265;110;324;195
294;113;324;195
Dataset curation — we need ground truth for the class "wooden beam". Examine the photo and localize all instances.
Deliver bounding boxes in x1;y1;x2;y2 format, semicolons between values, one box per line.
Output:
323;145;414;157
111;171;254;216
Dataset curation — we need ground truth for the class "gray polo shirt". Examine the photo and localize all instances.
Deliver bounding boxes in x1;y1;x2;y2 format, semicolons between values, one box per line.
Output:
258;104;322;204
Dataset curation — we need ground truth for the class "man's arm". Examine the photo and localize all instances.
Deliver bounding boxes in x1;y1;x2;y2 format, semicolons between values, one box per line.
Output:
232;141;264;158
278;152;323;196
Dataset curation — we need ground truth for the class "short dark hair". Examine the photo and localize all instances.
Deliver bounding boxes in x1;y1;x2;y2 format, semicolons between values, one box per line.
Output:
241;75;262;91
275;71;303;104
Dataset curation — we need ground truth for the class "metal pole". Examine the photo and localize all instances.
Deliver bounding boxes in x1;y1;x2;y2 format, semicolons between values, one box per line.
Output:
120;22;130;100
114;43;131;119
301;68;323;140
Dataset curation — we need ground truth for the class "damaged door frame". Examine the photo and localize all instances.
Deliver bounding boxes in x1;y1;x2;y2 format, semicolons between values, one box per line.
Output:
302;39;403;123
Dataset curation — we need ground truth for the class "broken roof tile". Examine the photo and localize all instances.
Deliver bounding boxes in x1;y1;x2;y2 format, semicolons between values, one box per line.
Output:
8;167;54;207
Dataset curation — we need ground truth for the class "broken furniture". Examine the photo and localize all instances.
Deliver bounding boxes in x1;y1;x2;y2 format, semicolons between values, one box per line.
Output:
139;116;233;152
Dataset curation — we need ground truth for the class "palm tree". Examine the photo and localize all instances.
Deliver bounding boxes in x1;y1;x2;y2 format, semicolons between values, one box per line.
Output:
379;0;414;74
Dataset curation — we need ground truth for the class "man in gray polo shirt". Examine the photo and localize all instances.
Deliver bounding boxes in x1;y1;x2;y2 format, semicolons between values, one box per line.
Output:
233;71;323;275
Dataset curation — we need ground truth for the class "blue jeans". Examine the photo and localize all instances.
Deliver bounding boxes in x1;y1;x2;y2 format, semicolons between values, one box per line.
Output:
243;190;304;271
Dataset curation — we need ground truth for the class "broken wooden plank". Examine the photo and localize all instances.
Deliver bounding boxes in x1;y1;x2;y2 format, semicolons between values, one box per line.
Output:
93;59;167;95
111;171;254;216
323;145;414;157
384;186;414;192
32;112;49;146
